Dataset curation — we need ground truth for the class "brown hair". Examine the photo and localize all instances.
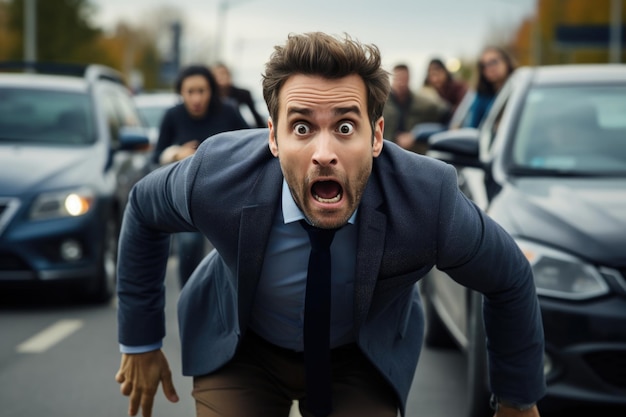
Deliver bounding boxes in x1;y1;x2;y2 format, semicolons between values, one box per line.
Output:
262;32;390;131
476;46;516;96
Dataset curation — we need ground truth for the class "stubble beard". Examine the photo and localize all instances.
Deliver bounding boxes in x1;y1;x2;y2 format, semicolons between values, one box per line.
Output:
287;164;371;230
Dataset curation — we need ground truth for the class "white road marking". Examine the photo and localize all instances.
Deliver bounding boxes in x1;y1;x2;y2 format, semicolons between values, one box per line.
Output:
16;319;84;353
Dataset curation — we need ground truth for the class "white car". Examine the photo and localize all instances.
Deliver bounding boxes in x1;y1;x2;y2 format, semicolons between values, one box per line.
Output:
133;92;181;144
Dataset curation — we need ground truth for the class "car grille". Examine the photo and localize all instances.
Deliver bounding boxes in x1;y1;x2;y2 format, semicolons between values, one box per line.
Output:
0;251;30;271
0;198;20;236
584;350;626;388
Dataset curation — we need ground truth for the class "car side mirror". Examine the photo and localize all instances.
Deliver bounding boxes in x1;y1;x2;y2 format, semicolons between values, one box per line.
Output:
411;122;446;143
118;126;151;151
427;128;482;168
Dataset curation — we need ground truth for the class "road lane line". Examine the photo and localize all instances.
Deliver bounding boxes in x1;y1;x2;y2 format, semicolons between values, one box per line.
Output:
16;319;84;353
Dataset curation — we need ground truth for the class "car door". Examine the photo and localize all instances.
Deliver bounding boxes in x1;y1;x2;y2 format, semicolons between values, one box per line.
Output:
421;73;523;417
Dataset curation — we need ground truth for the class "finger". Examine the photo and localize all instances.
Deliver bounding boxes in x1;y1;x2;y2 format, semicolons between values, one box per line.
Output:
115;369;126;384
128;386;141;416
140;392;155;417
120;380;133;397
160;371;179;403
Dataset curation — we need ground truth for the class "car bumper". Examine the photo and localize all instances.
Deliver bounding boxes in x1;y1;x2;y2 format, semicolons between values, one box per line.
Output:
539;294;626;409
0;212;103;284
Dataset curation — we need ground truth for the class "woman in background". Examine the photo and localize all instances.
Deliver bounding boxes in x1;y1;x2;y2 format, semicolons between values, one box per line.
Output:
154;65;249;287
466;46;516;128
423;58;468;114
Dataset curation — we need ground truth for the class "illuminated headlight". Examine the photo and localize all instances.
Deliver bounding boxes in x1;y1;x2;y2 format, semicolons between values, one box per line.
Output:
30;188;95;220
516;239;610;300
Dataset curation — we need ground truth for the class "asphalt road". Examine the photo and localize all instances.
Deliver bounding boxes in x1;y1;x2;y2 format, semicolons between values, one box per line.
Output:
0;258;495;417
5;257;625;417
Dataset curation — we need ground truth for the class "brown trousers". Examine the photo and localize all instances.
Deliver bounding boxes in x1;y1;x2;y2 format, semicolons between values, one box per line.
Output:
192;331;398;417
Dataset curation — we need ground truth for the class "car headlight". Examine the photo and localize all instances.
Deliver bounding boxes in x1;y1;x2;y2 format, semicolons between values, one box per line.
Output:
30;188;95;220
516;239;610;300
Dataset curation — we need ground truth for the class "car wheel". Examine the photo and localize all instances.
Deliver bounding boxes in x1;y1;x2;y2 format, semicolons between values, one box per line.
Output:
465;290;492;417
421;277;456;348
86;216;118;303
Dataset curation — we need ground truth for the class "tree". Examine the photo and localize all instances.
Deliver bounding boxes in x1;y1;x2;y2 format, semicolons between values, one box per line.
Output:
0;1;18;60
97;22;163;91
6;0;113;64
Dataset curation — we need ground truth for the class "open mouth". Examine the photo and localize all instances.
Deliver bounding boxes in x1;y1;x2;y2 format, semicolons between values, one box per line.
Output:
312;180;342;204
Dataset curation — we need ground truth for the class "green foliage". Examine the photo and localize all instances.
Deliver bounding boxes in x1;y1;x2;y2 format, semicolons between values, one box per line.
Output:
7;0;111;64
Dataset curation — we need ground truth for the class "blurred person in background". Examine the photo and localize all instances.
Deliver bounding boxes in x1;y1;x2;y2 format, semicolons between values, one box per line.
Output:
423;58;468;114
466;46;516;128
382;63;450;154
212;62;267;128
153;64;249;287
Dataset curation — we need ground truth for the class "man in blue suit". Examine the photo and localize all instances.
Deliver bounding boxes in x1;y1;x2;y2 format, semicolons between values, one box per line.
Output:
115;32;545;417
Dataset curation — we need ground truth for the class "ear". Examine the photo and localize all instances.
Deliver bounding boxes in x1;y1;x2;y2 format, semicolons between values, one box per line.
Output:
268;117;279;157
372;116;384;157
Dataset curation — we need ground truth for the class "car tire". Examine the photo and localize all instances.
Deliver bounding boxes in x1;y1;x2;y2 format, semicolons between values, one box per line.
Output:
86;216;118;303
465;289;492;417
421;277;456;349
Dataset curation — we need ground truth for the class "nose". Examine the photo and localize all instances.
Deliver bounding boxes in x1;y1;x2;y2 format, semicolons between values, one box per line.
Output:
311;131;337;167
190;91;204;104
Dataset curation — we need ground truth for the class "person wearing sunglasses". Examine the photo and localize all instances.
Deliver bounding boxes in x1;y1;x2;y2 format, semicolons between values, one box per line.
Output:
466;46;516;128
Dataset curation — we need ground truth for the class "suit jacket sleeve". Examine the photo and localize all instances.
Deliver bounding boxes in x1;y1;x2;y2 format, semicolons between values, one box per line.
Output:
435;164;546;404
117;157;197;346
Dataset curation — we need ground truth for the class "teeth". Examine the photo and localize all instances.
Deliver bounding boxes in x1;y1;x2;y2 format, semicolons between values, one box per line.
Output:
314;193;341;204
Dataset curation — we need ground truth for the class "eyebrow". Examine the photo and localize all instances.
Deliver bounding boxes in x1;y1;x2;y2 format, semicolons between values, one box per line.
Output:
286;105;362;118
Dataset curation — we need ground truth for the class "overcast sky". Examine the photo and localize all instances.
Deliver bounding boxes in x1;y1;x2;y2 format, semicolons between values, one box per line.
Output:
91;0;536;94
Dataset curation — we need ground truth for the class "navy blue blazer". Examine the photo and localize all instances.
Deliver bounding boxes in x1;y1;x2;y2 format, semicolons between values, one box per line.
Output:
117;128;545;415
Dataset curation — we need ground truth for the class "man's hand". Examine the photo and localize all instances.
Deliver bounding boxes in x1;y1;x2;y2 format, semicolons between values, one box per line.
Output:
494;404;540;417
115;350;179;417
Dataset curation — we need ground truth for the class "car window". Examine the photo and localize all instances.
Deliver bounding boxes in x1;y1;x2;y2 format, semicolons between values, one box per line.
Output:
134;94;180;131
0;87;94;145
136;106;166;129
112;89;143;129
512;85;626;174
478;79;514;160
100;85;143;147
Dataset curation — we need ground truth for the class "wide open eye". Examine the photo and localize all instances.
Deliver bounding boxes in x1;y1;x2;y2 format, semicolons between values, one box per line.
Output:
337;122;354;135
294;123;311;135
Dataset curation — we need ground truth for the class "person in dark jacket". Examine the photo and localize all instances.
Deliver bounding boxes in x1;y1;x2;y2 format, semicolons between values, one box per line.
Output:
153;64;249;287
212;62;267;128
382;63;450;154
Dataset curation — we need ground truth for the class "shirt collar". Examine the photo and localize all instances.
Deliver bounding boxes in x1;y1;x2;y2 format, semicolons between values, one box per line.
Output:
281;179;357;225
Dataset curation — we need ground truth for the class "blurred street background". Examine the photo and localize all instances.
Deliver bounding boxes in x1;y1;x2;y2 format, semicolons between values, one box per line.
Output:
2;0;623;100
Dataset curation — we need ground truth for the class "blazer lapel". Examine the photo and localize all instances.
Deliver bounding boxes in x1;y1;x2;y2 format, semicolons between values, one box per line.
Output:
354;178;387;331
236;161;283;331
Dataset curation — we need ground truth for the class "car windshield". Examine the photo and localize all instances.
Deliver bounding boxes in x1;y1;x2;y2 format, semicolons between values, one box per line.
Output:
0;87;95;145
511;84;626;175
137;105;167;129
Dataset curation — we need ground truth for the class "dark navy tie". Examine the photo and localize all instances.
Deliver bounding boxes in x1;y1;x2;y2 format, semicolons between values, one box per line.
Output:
300;220;337;417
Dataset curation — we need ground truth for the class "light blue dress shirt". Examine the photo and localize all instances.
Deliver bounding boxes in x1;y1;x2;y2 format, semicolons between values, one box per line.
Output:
249;180;357;351
120;179;357;354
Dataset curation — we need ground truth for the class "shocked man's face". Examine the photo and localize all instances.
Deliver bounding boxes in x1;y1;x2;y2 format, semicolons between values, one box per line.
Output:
268;74;384;229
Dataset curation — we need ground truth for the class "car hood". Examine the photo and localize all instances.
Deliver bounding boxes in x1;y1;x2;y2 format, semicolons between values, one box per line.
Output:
0;144;102;195
490;177;626;267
